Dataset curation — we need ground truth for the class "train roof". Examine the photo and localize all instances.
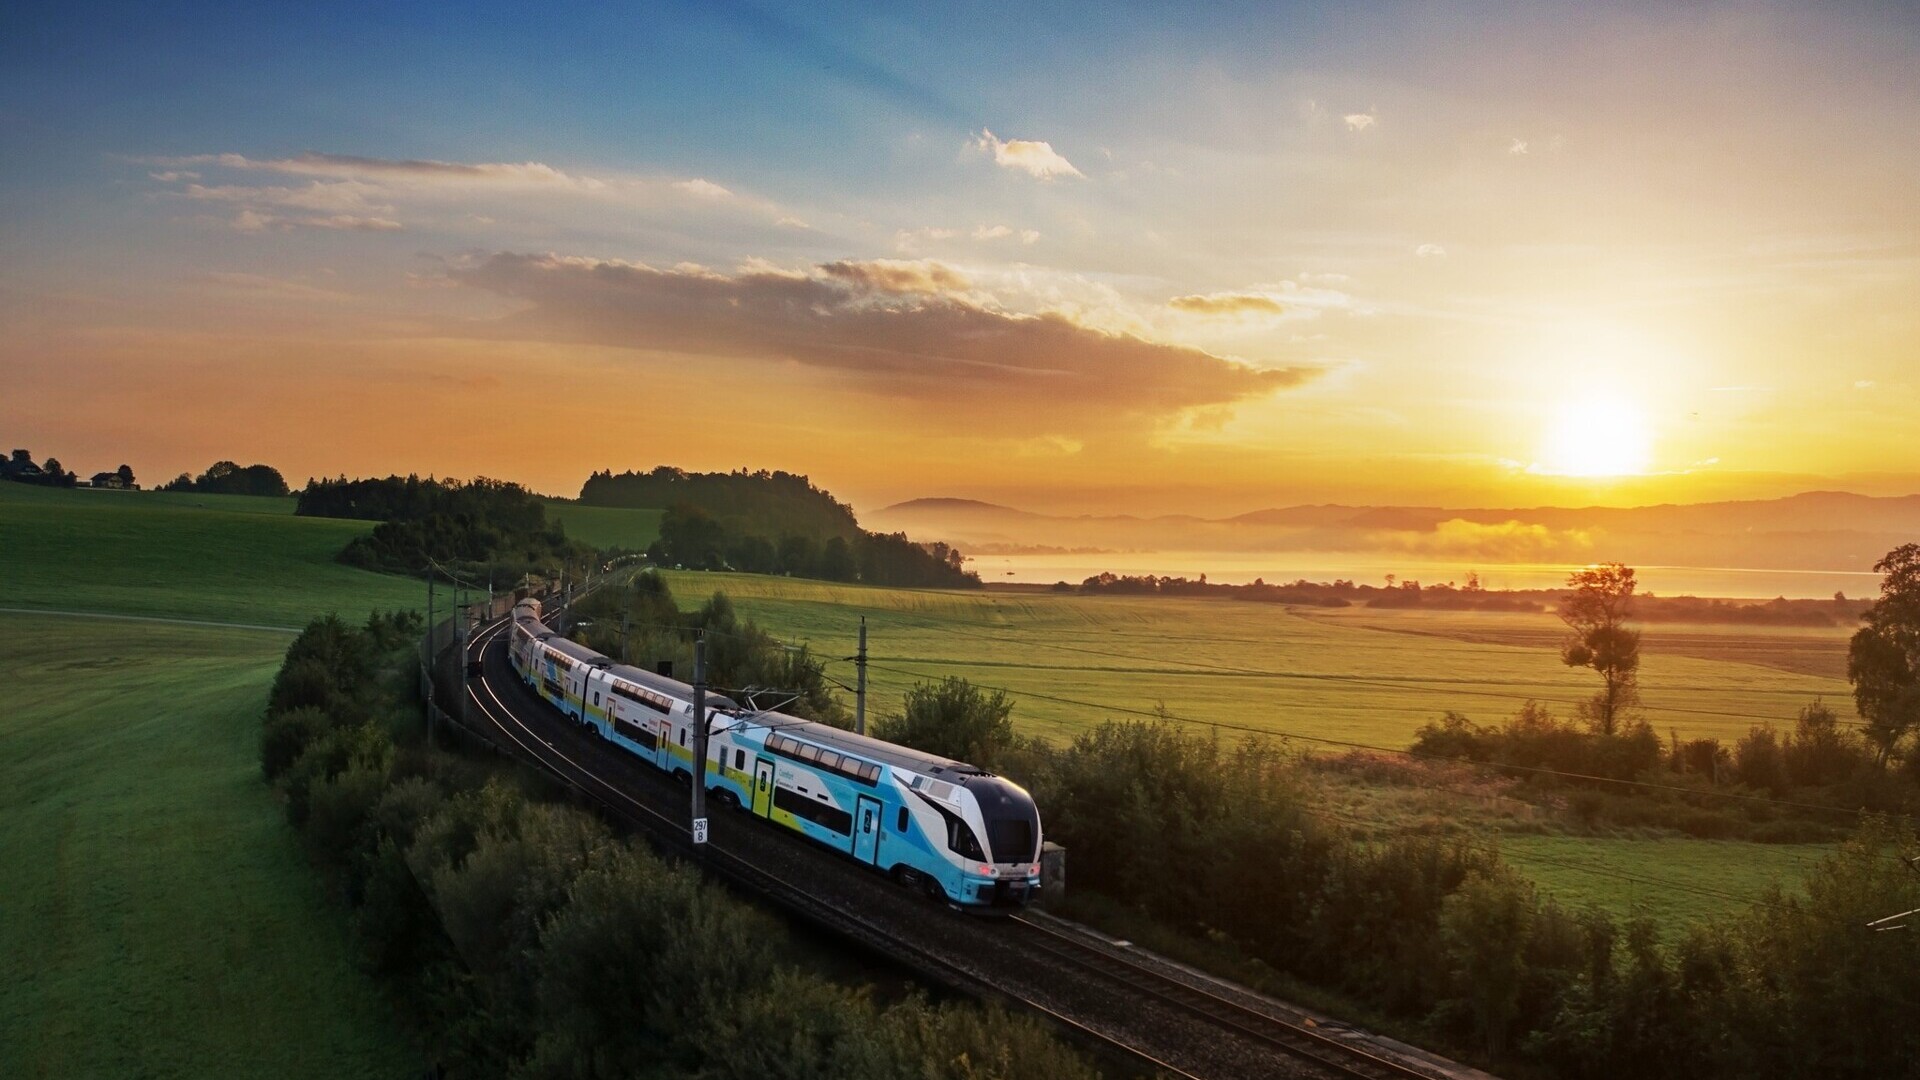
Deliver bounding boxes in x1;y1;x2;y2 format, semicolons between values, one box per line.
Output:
604;659;740;713
743;709;981;778
524;617;739;711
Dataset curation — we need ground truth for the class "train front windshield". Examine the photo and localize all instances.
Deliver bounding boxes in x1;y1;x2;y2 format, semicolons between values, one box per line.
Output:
971;780;1041;863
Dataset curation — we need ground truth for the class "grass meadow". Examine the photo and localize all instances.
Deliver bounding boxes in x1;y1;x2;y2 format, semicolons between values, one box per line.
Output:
1;485;424;1076
540;499;663;552
663;570;1850;925
661;571;1851;748
0;483;423;626
0;616;416;1079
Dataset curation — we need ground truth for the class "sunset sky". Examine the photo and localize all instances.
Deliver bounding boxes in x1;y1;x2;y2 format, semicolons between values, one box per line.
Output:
3;1;1916;516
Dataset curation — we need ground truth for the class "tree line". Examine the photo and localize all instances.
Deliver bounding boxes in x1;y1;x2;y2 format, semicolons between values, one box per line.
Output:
160;459;289;496
1070;569;1869;625
3;448;139;489
1408;552;1920;834
582;466;863;541
651;502;979;588
259;610;1098;1079
298;475;591;581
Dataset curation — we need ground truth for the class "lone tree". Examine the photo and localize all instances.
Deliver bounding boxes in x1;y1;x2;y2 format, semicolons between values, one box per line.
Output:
1559;562;1641;735
1848;543;1920;766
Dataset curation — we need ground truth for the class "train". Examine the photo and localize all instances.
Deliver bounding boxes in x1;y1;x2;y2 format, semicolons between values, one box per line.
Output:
505;598;1044;910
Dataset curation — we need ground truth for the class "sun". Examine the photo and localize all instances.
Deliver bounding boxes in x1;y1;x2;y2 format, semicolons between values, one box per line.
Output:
1536;398;1653;477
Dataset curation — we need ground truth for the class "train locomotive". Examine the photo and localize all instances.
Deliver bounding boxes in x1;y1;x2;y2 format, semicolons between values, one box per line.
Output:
506;598;1044;910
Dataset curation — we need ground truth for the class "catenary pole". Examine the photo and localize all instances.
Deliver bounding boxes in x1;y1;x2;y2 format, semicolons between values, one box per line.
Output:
425;563;436;750
691;636;709;847
855;616;868;735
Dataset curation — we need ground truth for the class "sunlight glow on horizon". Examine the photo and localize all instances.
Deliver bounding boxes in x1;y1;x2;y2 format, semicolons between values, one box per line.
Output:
1535;398;1654;478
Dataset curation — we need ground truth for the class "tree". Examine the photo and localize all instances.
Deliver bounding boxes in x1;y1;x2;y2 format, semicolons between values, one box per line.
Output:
1848;544;1920;766
1560;562;1641;736
871;677;1015;768
115;463;135;487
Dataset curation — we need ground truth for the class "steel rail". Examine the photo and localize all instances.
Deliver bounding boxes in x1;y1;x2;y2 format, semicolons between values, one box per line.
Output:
1007;914;1440;1080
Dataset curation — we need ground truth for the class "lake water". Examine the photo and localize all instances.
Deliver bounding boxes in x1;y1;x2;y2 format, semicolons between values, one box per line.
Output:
967;551;1881;600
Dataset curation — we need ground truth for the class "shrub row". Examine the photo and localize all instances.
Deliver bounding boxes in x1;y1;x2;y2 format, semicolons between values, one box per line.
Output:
262;612;1097;1079
962;714;1920;1078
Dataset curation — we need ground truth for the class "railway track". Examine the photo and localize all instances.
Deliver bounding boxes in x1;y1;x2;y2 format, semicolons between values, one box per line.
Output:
1008;914;1442;1080
457;615;1209;1080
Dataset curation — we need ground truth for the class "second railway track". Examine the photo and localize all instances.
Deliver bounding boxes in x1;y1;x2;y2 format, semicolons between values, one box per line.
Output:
1008;914;1443;1080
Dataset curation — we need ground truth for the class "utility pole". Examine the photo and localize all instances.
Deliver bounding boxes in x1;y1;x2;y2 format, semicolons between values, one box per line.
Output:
855;616;868;735
691;636;709;848
425;563;436;750
455;594;469;734
620;609;631;664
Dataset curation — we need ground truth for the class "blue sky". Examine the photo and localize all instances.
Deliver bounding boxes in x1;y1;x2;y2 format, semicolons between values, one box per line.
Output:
3;1;1917;511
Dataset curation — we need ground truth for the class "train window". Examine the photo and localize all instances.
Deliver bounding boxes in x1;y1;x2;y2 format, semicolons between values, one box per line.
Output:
593;692;601;706
861;763;882;782
797;744;821;763
678;727;687;746
734;749;746;771
947;819;986;861
818;750;842;771
896;807;909;833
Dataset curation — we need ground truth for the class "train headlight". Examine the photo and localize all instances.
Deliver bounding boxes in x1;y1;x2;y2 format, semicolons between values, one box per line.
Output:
979;864;997;877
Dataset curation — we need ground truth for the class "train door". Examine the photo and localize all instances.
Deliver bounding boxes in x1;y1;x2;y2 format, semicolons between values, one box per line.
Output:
752;759;775;817
853;795;882;865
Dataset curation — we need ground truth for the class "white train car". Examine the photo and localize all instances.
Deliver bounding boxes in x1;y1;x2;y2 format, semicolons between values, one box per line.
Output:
508;610;1042;909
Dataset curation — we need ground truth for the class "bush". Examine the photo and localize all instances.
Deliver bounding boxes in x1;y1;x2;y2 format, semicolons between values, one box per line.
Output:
871;677;1015;768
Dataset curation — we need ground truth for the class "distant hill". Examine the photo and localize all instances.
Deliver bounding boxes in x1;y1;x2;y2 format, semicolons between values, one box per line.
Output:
582;467;860;540
582;467;979;588
868;491;1920;574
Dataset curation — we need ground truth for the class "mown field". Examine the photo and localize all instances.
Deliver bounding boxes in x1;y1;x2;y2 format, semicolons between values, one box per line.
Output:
1;485;424;1077
0;483;421;626
540;499;663;552
0;616;416;1079
662;572;1851;748
662;570;1844;924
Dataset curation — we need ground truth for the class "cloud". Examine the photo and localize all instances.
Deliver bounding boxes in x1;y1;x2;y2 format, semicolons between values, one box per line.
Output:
1019;229;1040;244
148;170;199;182
970;129;1084;180
1168;292;1287;318
1343;112;1376;132
819;258;971;295
451;253;1319;421
184;180;388;213
228;209;403;233
774;216;811;229
1415;243;1447;258
673;178;732;199
1855;379;1877;389
1508;138;1529;155
973;224;1011;240
148;151;606;190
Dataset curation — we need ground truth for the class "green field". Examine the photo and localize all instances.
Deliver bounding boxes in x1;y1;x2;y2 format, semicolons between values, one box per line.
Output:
542;499;663;552
661;572;1850;747
0;483;422;626
1496;834;1823;932
1;483;423;1077
662;570;1847;925
0;615;415;1079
